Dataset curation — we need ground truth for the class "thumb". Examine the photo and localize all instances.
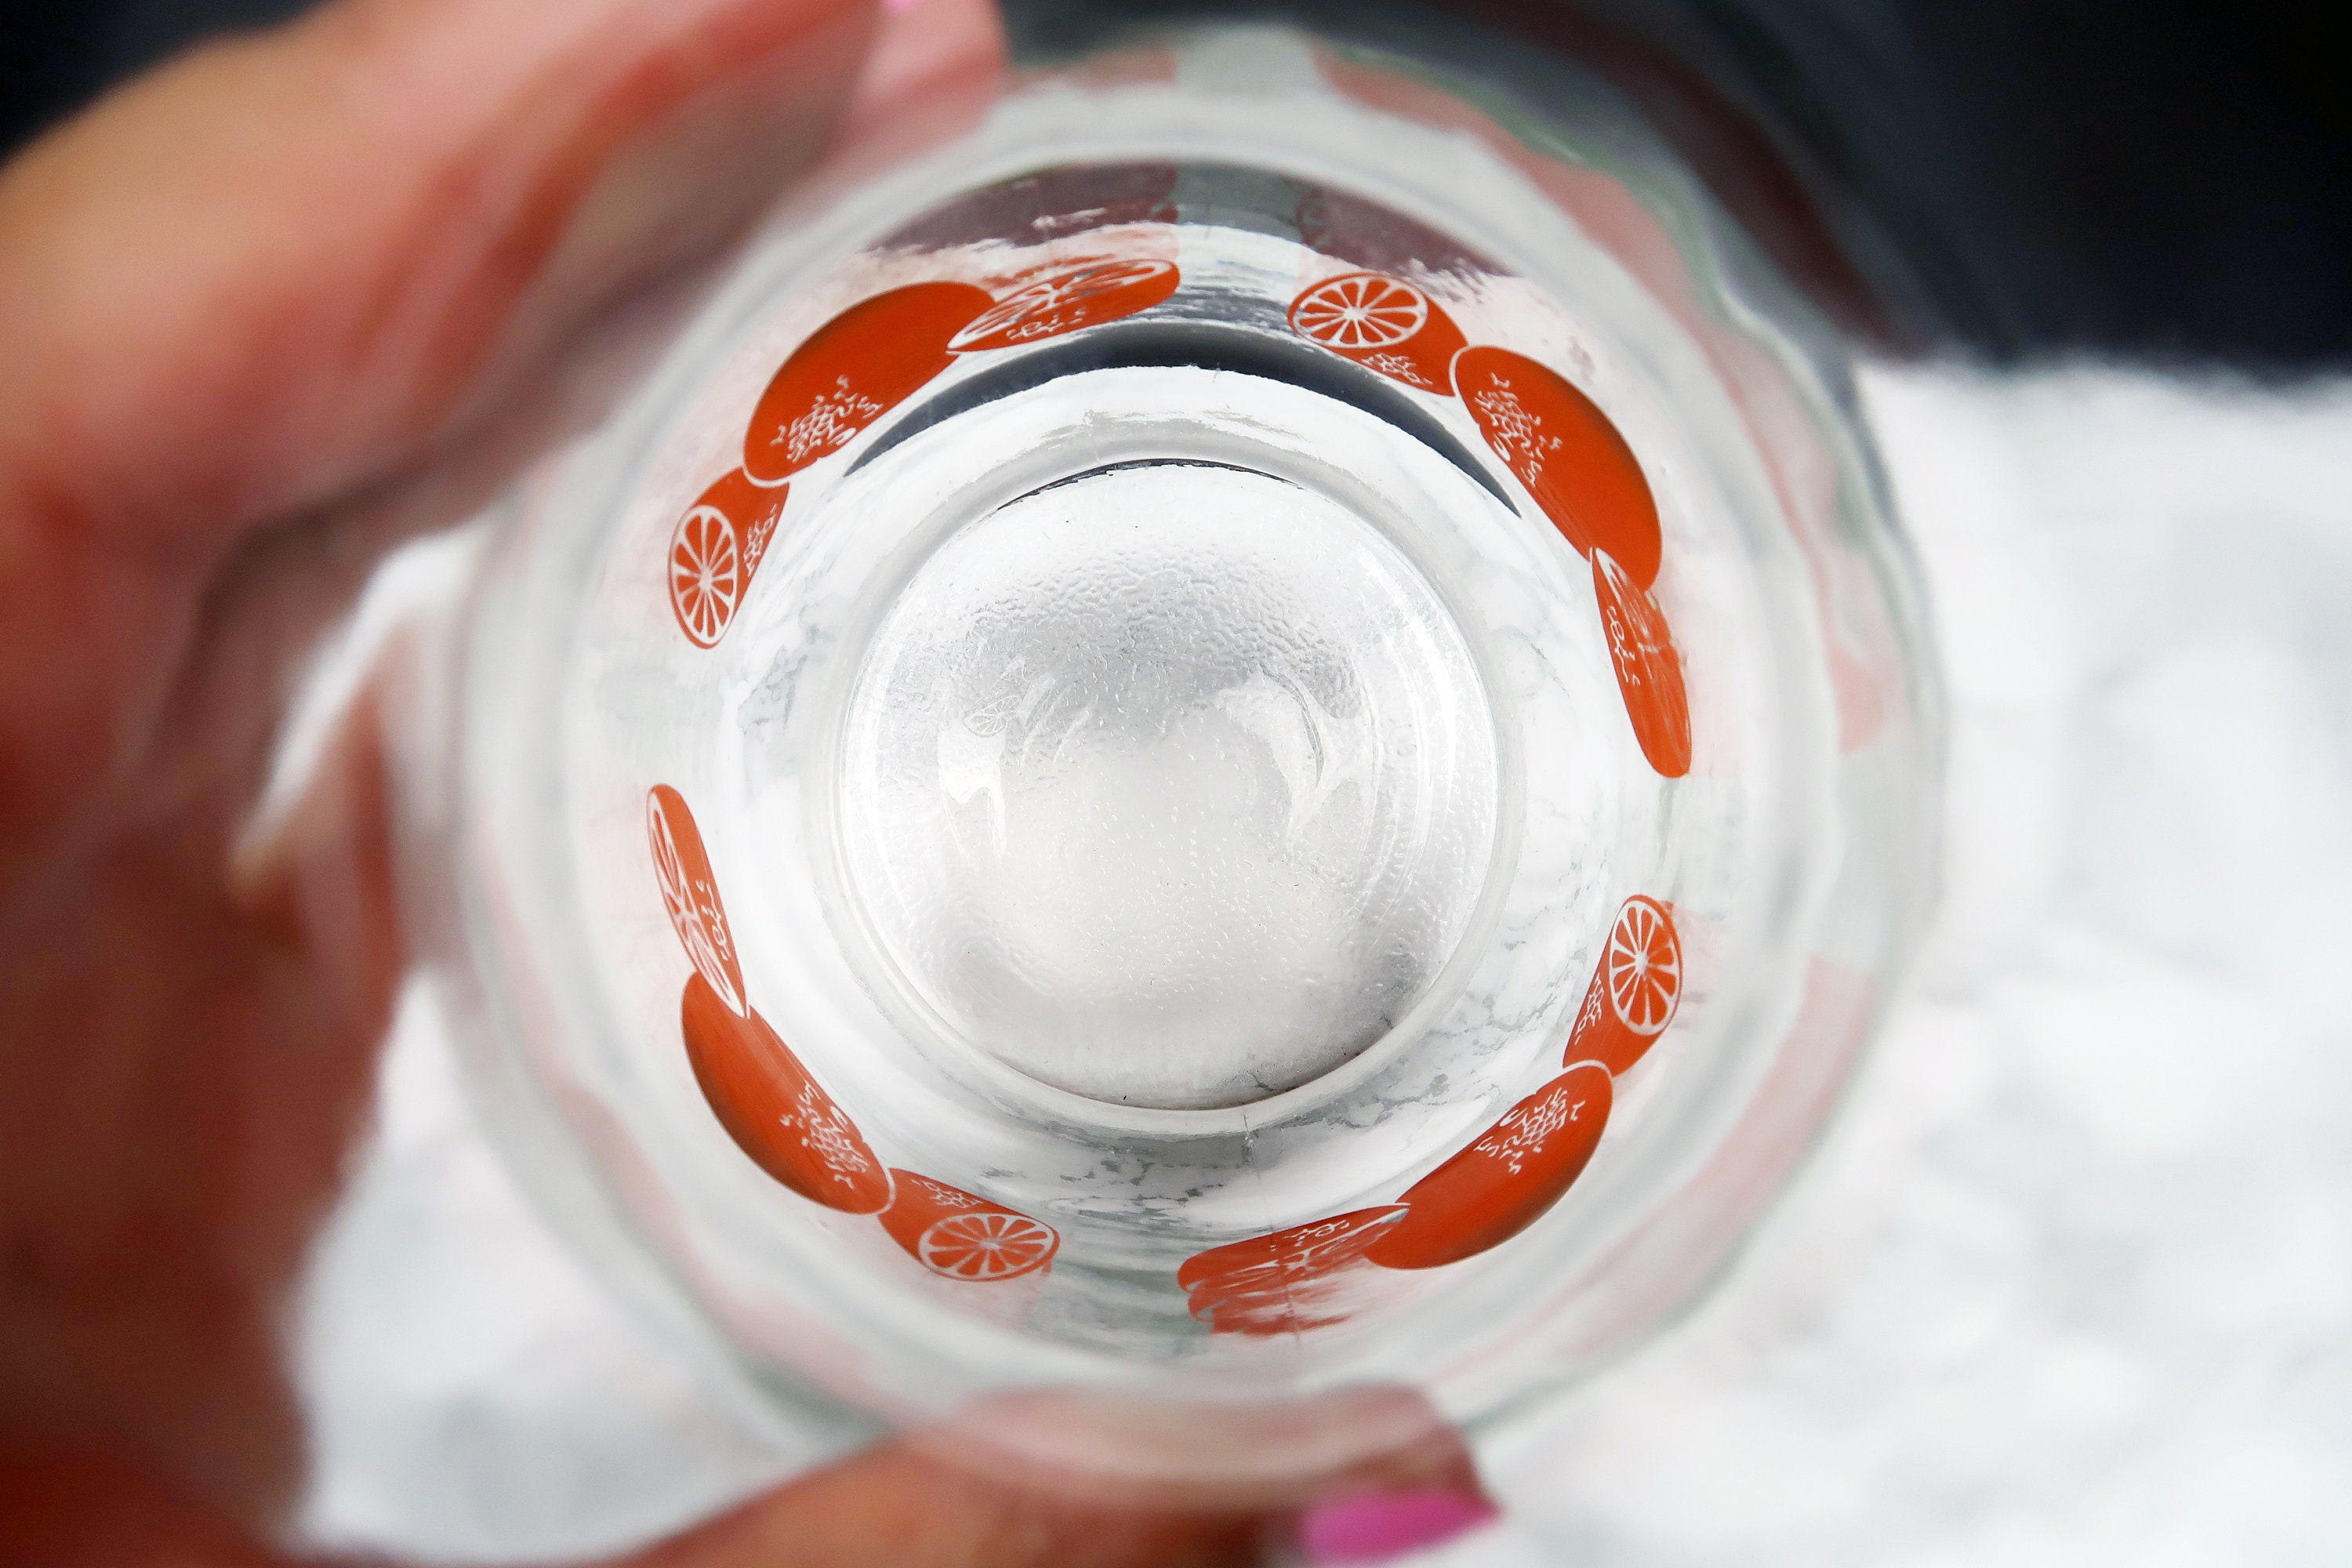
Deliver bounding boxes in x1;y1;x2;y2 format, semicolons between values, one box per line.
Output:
0;1440;1271;1567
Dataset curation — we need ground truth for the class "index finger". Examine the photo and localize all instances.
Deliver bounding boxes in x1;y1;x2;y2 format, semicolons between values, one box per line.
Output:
0;0;923;864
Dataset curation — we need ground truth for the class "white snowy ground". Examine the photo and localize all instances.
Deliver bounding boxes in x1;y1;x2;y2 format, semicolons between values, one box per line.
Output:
293;367;2352;1565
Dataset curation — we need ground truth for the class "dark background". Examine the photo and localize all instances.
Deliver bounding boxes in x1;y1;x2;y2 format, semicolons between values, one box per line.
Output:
4;0;2344;370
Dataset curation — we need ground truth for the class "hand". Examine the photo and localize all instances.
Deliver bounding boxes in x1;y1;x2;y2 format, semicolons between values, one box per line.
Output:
0;1;1477;1561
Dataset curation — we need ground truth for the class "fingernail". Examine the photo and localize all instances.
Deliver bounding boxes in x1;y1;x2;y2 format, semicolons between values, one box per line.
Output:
1298;1488;1500;1564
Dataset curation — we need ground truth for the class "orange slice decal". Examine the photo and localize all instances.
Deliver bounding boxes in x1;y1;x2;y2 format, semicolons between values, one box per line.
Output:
947;258;1180;354
1181;1206;1407;1337
667;470;786;649
1592;547;1693;777
879;1171;1059;1282
1178;1206;1407;1297
1190;1290;1356;1338
1364;1062;1613;1271
1564;895;1683;1074
680;974;892;1214
1287;270;1467;394
1455;345;1661;590
742;282;993;485
646;784;746;1017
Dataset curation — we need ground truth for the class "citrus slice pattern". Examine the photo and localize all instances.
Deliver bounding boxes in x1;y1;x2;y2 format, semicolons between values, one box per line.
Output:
1288;271;1428;350
879;1170;1059;1282
646;264;1710;1294
1455;346;1662;590
947;258;1180;353
1192;1290;1355;1338
742;282;993;485
918;1210;1061;1281
1592;546;1693;777
1181;1206;1406;1336
1363;1062;1613;1271
1606;895;1681;1036
1564;895;1684;1075
1178;1206;1407;1295
667;504;740;649
666;470;788;649
1285;270;1466;394
679;973;892;1213
647;785;745;1016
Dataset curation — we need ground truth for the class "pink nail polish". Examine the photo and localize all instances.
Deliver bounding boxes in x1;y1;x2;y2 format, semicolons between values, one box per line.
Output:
1300;1489;1499;1564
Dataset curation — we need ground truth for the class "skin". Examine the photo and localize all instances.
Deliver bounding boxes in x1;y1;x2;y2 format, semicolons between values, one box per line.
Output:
0;0;1477;1560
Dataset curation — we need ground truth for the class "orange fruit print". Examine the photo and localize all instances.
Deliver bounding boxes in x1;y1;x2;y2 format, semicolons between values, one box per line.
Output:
879;1171;1059;1282
742;282;993;485
948;258;1180;353
1363;1062;1613;1270
667;469;786;648
1191;1290;1354;1338
680;973;892;1214
1592;546;1693;777
646;784;746;1017
1181;1206;1407;1338
1177;1205;1407;1295
1454;345;1661;590
1563;895;1684;1074
1287;270;1467;394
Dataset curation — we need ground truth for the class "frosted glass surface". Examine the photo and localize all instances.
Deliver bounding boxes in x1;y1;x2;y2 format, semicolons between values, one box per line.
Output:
838;463;1498;1109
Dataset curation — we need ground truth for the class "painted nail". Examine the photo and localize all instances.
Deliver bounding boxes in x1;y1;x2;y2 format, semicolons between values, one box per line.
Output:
1299;1488;1500;1564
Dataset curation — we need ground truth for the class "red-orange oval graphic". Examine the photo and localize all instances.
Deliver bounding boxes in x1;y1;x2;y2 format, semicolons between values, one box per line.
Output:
646;784;746;1016
1364;1062;1613;1271
947;259;1179;353
1563;895;1684;1074
1191;1290;1352;1338
1182;1206;1406;1337
667;470;786;648
1178;1206;1408;1296
1593;547;1693;777
681;973;891;1214
1455;345;1661;589
742;282;992;485
1287;271;1467;394
879;1170;1059;1282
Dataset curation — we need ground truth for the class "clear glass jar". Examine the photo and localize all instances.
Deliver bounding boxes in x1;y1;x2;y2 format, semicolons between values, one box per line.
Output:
393;19;1940;1494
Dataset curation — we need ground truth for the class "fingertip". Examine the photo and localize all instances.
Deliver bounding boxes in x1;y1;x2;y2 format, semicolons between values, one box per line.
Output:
624;1440;1265;1568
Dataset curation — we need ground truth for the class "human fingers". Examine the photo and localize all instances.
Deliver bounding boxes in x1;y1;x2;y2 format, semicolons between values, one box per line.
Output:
627;1442;1267;1568
644;1393;1486;1568
0;0;883;876
0;1428;1485;1567
0;0;1007;1526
